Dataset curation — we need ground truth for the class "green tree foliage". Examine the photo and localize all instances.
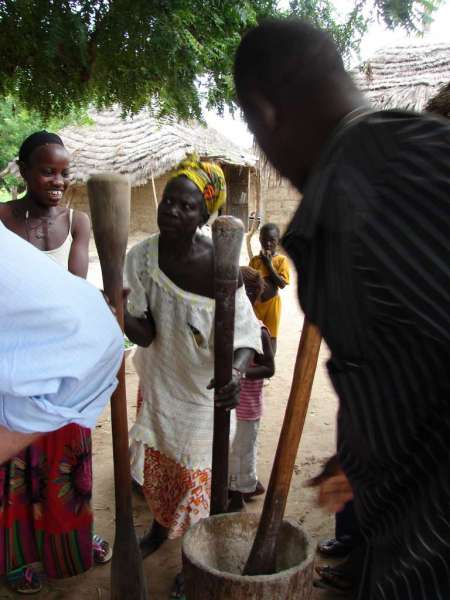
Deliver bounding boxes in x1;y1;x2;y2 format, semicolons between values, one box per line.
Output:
0;96;90;190
0;0;278;120
288;0;442;58
0;0;441;120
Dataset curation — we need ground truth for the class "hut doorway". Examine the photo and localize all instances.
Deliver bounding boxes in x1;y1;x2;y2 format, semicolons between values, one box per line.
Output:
223;165;249;230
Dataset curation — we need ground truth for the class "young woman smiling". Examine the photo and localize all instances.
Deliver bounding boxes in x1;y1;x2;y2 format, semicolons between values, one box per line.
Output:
0;131;110;595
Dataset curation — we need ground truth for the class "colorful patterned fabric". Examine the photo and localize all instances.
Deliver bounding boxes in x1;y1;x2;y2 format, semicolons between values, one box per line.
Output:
172;154;226;215
136;390;211;539
0;424;93;578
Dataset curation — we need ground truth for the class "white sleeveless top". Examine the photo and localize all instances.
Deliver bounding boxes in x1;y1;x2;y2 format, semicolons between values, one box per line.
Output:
43;209;73;268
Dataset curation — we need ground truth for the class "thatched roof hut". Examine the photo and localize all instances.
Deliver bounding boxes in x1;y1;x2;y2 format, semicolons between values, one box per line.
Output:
424;82;450;119
50;107;256;185
6;108;259;233
352;42;450;112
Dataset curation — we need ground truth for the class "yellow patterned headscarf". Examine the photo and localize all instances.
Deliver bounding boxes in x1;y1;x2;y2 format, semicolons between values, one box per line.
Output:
172;154;226;215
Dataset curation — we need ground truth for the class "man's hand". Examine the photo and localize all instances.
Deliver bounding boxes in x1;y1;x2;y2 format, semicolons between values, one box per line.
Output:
307;455;354;513
207;367;243;410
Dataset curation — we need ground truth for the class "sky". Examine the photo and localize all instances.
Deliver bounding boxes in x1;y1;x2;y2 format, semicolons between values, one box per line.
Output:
205;0;450;148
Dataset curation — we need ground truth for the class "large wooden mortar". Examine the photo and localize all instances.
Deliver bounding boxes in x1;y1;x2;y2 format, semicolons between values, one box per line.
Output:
182;513;314;600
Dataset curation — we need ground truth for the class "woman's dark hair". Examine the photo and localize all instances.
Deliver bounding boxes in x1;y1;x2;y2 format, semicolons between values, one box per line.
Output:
19;130;64;164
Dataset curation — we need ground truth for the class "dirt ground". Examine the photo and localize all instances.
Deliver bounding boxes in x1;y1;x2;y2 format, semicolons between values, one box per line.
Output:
0;235;342;600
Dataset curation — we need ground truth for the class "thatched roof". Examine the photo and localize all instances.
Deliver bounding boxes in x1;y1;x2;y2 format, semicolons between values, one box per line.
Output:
7;108;256;186
425;82;450;119
352;42;450;112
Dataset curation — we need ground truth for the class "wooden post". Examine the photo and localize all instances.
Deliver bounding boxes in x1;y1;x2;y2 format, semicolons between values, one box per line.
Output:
210;216;245;515
87;174;149;600
150;172;158;215
243;319;322;575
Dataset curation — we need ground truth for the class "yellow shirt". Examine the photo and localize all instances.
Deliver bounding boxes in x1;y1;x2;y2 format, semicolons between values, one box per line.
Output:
249;254;290;284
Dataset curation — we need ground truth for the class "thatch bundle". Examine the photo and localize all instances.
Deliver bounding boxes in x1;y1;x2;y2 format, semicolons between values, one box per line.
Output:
6;107;256;185
352;42;450;112
424;82;450;120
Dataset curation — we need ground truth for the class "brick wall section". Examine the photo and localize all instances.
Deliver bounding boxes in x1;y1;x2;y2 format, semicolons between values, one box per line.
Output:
261;175;302;235
68;176;171;234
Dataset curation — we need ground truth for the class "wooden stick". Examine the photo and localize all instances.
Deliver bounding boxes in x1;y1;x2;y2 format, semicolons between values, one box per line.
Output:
87;174;149;600
210;216;245;515
243;319;322;575
150;172;158;215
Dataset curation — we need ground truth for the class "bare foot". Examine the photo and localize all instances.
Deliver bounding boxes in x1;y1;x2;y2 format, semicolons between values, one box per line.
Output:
139;520;168;558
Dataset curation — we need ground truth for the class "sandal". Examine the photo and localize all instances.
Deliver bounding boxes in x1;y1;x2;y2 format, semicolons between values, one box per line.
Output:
315;565;353;591
242;481;265;501
7;566;43;595
93;534;113;564
171;572;185;599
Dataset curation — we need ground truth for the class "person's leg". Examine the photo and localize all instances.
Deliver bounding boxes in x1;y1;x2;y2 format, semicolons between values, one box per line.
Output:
318;500;357;557
241;419;265;500
228;419;248;511
140;519;169;558
229;419;261;511
336;499;358;542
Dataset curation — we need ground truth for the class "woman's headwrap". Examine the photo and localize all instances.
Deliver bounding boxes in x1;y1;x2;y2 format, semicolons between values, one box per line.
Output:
172;154;226;215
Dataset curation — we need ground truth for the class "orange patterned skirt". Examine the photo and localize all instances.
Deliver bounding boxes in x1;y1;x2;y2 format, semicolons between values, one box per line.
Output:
136;389;211;539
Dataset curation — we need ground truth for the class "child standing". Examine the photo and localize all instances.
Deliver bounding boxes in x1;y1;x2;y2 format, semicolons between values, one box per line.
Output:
229;267;275;511
249;223;290;354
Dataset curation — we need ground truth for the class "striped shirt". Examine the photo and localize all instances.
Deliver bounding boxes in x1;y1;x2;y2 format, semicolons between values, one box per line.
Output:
236;376;264;420
283;110;450;600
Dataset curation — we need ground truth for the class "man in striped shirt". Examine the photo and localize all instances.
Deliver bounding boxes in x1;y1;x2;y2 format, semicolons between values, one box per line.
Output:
234;18;450;600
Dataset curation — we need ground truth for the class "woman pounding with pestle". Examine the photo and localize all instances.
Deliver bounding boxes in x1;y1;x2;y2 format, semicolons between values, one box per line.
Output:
125;156;262;598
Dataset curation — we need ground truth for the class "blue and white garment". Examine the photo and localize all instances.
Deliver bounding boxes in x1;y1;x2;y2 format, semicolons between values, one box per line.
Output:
0;222;123;433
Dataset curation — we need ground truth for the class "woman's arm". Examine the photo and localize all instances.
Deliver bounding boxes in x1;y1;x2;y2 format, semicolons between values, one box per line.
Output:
245;328;274;380
68;211;91;278
246;220;258;261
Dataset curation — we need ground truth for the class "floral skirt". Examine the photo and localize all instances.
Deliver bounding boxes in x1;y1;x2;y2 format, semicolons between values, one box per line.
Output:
0;424;93;578
136;389;211;539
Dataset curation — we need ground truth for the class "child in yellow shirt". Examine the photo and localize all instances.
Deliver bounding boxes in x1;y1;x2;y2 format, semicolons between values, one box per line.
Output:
249;223;289;354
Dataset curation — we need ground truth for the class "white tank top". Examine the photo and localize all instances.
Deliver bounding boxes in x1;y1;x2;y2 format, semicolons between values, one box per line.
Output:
43;209;73;268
